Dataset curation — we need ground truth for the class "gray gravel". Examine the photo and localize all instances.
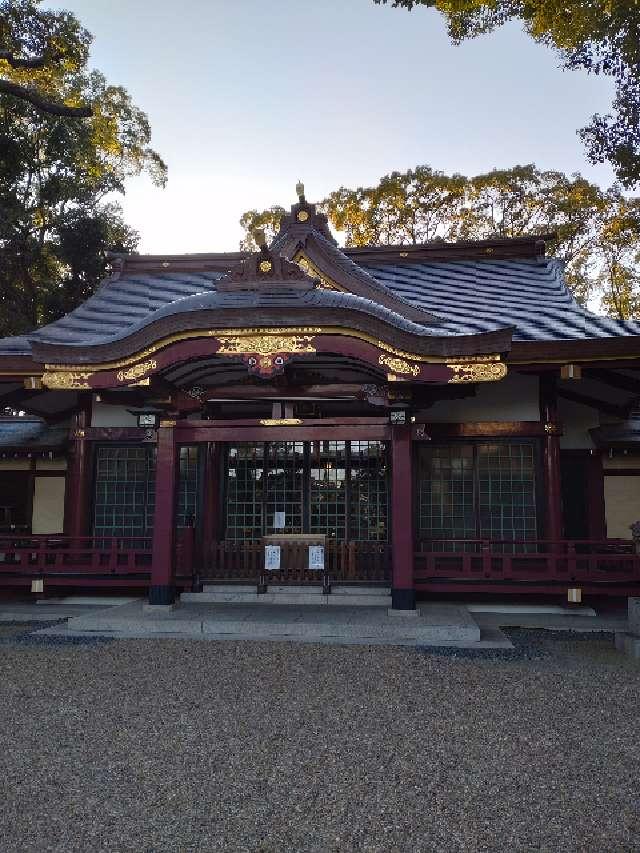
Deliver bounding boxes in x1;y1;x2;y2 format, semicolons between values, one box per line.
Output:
1;630;639;853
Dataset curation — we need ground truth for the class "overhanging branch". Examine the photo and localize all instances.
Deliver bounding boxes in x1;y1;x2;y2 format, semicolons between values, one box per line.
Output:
0;49;58;69
0;79;92;117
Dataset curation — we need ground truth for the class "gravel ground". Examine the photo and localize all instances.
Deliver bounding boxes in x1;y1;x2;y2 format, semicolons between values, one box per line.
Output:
1;628;639;853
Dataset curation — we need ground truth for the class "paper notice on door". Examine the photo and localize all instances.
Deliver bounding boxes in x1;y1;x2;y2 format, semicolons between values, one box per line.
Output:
264;545;281;571
308;545;324;571
273;511;286;529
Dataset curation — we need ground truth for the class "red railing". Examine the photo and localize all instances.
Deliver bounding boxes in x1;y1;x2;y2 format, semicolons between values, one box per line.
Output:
201;540;391;585
415;538;640;593
0;534;152;584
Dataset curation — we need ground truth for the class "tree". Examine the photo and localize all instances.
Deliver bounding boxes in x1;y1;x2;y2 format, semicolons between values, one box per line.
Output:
0;1;166;336
324;167;467;246
241;163;640;319
373;1;640;188
239;206;286;251
0;0;92;116
595;192;640;319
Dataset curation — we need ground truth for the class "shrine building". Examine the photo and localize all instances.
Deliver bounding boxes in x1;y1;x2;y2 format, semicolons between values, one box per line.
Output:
0;188;639;608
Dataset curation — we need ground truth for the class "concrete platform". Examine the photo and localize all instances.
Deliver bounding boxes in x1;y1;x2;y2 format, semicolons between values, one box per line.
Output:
182;584;392;607
65;600;481;646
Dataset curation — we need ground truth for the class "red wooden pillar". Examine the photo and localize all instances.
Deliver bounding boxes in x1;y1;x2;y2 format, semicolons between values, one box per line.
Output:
64;394;92;540
391;425;416;609
587;450;607;540
540;374;563;544
149;420;178;605
201;441;220;569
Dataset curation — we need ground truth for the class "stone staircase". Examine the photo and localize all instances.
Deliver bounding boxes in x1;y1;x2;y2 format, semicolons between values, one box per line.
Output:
181;584;392;607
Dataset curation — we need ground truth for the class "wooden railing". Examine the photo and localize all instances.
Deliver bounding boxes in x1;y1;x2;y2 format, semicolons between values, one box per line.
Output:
415;538;640;593
0;534;152;584
200;540;391;585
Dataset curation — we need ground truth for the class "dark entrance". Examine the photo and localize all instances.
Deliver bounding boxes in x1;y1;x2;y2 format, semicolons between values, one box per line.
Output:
206;440;391;584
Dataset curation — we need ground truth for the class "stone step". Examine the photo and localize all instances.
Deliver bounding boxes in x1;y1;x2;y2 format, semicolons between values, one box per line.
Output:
181;589;392;607
268;585;324;595
202;584;258;594
327;594;391;607
331;586;391;596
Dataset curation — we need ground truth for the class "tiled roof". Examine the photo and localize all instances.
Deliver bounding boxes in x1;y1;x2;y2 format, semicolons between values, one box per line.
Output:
31;271;223;347
360;257;640;342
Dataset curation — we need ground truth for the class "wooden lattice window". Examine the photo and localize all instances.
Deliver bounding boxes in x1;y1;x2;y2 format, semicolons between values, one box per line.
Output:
224;441;389;541
93;446;156;538
417;442;538;547
177;446;200;527
348;440;388;542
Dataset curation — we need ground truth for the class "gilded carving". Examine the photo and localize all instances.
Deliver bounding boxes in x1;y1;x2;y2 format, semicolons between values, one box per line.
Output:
379;354;420;376
42;371;92;389
295;255;342;291
447;362;508;383
544;422;561;435
259;418;303;426
216;334;316;357
117;359;157;383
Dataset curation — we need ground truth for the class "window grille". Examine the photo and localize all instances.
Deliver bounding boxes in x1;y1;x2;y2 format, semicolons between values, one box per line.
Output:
224;441;389;541
93;446;156;538
417;442;538;550
349;440;388;541
177;446;200;527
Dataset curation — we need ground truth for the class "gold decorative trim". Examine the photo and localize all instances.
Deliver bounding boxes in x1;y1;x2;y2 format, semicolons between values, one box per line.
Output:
73;429;85;439
379;354;420;376
259;260;273;273
44;325;506;373
295;254;343;291
216;333;316;357
297;210;310;222
259;418;303;426
159;419;176;428
116;359;157;383
544;422;561;435
447;362;508;383
42;371;92;389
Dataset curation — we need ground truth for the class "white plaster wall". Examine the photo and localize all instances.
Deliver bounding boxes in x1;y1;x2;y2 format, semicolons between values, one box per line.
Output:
604;453;640;471
425;372;540;422
558;397;600;449
0;460;30;470
31;476;65;534
91;401;138;427
36;459;67;471
604;476;640;539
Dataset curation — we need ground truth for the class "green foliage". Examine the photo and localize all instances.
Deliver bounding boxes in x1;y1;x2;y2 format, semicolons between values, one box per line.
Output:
0;1;166;335
239;206;286;251
241;163;640;319
373;0;640;188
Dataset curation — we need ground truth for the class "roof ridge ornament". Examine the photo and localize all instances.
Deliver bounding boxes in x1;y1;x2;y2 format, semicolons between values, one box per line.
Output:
275;183;337;245
216;235;318;292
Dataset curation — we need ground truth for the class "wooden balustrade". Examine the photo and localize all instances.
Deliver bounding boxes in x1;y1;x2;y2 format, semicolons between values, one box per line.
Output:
0;534;152;582
200;540;391;585
414;538;640;594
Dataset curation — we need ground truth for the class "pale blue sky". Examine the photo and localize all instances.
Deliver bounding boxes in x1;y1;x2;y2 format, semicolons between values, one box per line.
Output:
54;0;615;253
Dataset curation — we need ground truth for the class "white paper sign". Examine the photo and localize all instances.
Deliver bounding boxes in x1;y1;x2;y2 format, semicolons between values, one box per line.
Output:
264;544;281;571
273;512;286;529
308;545;325;571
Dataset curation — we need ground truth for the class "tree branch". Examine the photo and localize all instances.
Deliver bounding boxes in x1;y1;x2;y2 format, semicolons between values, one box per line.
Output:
0;49;58;69
0;79;92;117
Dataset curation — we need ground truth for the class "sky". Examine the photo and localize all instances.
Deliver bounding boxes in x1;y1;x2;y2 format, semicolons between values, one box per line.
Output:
53;0;616;254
